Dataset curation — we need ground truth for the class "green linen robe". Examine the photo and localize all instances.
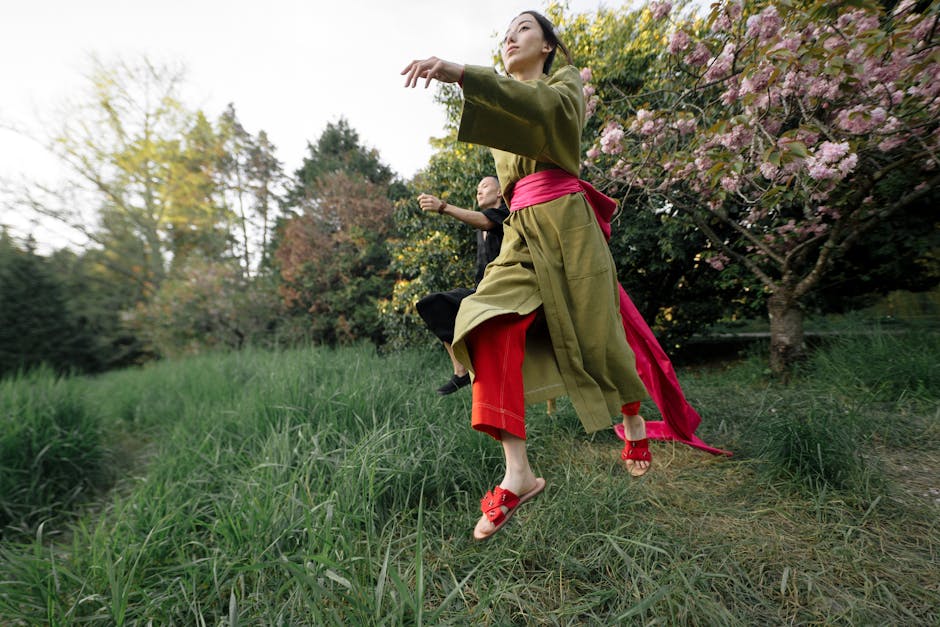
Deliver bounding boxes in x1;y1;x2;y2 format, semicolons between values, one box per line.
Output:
451;64;647;434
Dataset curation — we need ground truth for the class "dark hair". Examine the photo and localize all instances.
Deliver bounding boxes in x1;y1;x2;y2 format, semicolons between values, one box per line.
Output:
520;11;573;75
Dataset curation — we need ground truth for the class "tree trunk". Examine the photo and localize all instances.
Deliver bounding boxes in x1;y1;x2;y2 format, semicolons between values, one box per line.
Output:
767;290;805;378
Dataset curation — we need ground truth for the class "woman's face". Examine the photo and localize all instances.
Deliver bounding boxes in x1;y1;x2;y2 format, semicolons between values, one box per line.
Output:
501;14;551;76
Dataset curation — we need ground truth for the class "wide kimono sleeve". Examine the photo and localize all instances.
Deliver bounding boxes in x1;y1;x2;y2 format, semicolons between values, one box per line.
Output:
457;64;585;176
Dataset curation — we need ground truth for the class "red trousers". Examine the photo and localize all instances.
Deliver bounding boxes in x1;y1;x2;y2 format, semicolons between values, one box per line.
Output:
466;312;642;441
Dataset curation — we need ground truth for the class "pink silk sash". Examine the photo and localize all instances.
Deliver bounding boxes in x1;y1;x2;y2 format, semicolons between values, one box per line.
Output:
510;169;731;456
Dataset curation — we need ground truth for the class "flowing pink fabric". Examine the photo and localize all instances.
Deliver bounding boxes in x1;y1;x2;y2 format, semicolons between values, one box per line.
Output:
509;169;731;456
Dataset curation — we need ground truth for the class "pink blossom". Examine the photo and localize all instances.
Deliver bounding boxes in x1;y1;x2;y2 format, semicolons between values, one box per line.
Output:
805;141;855;181
630;109;664;137
878;136;906;152
713;12;732;33
580;67;593;82
807;76;836;100
684;43;711;67
817;141;850;163
586;146;600;160
773;36;802;53
704;43;736;82
668;30;691;55
600;122;625;155
746;6;782;42
912;16;937;44
807;163;838;181
740;64;774;96
718;124;753;151
762;118;782;135
798;222;830;238
835;106;873;134
720;85;739;105
817;205;841;219
583;84;596;98
777;219;798;235
837;153;858;177
759;162;779;180
720;174;741;192
823;36;843;52
610;159;632;179
672;117;697;135
796;128;819;146
855;14;881;33
706;253;730;271
694;156;714;172
585;96;598;117
650;1;672;20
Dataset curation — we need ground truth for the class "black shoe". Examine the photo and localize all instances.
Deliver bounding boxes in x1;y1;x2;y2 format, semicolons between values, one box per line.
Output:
436;373;471;395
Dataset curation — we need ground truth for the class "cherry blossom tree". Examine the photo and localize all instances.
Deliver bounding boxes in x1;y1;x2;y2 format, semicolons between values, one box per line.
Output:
584;0;939;374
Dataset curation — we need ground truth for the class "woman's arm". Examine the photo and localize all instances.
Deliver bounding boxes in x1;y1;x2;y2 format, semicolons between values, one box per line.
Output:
457;65;584;174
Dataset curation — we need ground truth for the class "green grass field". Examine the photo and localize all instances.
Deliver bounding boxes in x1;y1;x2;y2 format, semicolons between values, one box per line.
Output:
1;331;938;624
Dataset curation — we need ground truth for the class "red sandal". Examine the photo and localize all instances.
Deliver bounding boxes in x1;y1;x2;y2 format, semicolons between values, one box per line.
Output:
621;439;652;477
473;478;546;541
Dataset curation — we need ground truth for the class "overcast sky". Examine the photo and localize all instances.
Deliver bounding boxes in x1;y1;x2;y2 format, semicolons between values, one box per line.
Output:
0;0;629;247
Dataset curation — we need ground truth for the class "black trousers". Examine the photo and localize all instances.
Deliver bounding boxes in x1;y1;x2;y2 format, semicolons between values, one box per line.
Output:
416;287;475;344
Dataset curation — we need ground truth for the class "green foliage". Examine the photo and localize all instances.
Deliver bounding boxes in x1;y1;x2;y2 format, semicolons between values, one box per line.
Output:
0;232;97;377
278;121;402;346
0;367;110;533
129;258;284;358
288;117;398;204
811;185;940;312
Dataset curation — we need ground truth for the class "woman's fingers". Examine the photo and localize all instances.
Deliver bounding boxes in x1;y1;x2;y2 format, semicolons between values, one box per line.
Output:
401;57;453;88
401;60;425;88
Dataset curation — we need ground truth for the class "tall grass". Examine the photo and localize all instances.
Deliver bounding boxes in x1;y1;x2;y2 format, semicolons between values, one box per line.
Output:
0;332;937;624
0;367;111;533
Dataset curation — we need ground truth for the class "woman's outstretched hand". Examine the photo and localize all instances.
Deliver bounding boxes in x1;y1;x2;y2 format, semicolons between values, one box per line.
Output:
401;57;464;88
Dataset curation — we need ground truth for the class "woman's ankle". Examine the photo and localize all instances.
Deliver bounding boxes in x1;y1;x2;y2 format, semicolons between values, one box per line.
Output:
622;413;646;440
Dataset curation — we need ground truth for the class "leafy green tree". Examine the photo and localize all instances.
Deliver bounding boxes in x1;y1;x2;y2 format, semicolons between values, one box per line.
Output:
289;118;400;203
130;256;283;358
217;104;287;276
6;58;297;365
276;171;395;345
0;232;95;377
18;58;235;291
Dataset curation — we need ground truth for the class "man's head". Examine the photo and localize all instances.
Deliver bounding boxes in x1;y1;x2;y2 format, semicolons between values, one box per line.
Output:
477;176;501;209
